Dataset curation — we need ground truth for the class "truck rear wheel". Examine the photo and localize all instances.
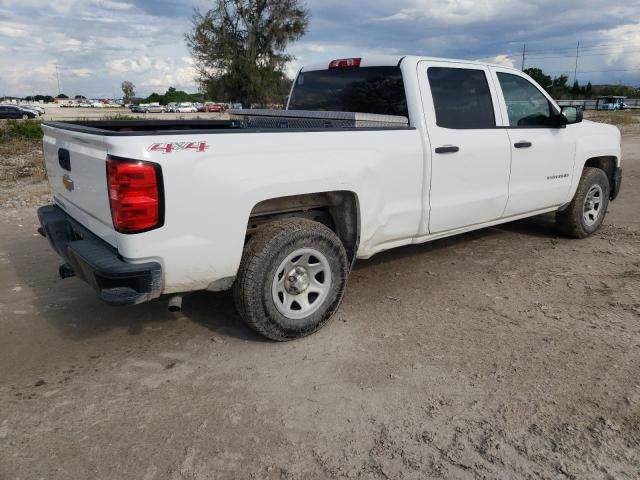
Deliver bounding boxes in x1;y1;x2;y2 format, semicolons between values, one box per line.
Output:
556;167;610;239
233;218;349;341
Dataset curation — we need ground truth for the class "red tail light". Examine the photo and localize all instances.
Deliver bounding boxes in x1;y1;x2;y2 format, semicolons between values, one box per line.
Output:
106;156;164;234
329;58;361;69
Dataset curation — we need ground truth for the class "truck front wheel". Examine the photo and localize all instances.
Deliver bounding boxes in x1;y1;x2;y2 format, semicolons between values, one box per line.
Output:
556;167;610;238
233;218;349;341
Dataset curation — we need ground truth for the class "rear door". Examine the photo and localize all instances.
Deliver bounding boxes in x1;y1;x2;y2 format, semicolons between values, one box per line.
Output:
418;62;511;234
491;69;576;216
42;125;116;245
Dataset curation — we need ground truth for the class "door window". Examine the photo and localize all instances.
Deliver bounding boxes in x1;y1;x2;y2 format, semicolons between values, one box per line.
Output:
498;73;554;127
427;67;496;129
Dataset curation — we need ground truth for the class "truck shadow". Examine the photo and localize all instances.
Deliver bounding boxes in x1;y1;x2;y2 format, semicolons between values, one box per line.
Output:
2;213;561;343
353;213;560;268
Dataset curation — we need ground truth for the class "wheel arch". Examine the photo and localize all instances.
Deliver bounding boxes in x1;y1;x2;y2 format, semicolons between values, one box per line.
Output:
246;191;361;269
583;155;619;200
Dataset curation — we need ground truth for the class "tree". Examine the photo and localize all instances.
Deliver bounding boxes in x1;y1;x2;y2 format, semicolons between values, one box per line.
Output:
121;81;136;103
571;80;580;96
186;0;309;107
523;68;552;90
57;93;69;99
585;82;593;97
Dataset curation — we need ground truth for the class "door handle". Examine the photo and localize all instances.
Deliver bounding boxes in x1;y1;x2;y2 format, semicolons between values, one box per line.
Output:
514;141;532;149
435;145;460;154
58;149;71;171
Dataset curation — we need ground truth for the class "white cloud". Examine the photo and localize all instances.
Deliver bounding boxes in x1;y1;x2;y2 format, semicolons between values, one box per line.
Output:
1;0;640;96
485;54;516;68
0;24;30;37
373;0;524;25
92;0;133;10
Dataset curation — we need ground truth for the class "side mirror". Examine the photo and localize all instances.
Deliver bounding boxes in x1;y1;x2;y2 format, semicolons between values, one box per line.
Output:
561;105;583;125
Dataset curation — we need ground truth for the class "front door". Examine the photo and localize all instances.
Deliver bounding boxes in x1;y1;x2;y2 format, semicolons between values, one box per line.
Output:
492;69;576;216
418;62;512;234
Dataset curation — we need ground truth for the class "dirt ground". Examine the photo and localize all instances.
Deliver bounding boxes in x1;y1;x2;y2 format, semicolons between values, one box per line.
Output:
0;128;639;480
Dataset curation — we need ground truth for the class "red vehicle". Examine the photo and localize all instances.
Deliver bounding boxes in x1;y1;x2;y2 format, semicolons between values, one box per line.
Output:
205;102;226;113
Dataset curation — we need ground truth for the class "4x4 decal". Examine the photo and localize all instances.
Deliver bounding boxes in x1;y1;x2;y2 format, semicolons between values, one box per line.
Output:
148;141;209;154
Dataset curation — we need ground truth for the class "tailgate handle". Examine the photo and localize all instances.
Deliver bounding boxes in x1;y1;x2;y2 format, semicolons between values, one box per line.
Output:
58;149;71;171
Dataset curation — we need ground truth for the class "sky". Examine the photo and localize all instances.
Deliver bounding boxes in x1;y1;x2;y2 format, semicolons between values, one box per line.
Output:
1;0;639;98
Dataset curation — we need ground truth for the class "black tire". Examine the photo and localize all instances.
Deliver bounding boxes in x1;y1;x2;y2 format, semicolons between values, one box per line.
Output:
233;218;349;341
556;167;610;239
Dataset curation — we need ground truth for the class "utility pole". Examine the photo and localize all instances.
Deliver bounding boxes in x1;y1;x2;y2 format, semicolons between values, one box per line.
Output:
55;63;61;95
521;44;526;70
573;41;580;84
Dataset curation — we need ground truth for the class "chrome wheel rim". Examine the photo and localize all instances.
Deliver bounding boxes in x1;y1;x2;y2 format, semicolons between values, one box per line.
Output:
583;184;604;227
271;248;332;320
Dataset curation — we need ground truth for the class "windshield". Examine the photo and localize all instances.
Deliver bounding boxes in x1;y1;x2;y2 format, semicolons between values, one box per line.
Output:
288;66;408;117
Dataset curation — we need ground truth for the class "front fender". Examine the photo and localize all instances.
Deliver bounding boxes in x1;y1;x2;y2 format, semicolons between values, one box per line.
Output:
565;121;621;203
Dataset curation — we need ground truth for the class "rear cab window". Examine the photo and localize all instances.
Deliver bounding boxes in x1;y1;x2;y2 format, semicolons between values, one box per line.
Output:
427;67;496;129
288;66;409;118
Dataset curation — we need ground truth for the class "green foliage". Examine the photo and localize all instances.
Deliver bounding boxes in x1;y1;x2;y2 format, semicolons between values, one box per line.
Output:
525;67;640;99
24;94;54;103
103;114;138;121
57;93;69;99
523;68;552;90
0;120;43;140
140;87;206;105
121;81;136;104
186;0;309;107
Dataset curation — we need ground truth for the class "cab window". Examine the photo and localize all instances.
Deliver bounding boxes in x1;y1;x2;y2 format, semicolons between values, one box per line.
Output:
427;67;496;129
498;73;555;127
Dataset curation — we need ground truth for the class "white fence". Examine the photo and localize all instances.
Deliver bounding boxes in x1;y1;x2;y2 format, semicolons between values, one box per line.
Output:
556;99;640;110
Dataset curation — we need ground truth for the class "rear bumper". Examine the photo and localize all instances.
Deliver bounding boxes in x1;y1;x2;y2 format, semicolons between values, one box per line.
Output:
37;205;162;306
610;167;622;201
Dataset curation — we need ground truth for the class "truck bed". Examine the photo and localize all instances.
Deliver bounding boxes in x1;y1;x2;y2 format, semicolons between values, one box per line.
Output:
43;110;410;136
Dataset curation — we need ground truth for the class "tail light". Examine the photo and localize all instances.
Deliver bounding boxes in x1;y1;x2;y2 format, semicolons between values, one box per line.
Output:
329;58;361;69
106;156;164;234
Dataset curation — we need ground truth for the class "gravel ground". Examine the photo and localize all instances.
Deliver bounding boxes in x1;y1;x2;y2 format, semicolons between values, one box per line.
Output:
0;129;639;480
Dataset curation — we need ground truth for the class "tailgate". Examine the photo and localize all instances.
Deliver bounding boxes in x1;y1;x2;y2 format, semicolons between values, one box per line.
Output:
42;124;117;247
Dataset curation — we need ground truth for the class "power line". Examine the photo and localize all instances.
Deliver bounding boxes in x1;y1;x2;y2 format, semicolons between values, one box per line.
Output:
573;41;580;84
515;39;640;54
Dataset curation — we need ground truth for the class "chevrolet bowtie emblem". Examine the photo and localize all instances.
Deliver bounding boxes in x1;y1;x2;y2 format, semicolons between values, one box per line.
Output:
62;174;75;192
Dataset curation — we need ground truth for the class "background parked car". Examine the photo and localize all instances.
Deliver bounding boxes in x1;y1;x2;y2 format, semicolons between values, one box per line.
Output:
129;104;144;113
0;105;39;119
18;106;43;117
176;103;198;113
205;102;226;113
21;104;45;115
145;105;167;113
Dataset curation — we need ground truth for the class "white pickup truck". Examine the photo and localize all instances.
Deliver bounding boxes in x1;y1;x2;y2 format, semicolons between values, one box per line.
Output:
38;56;622;340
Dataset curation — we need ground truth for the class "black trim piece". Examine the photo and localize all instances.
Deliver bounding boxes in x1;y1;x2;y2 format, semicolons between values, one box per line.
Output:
610;167;622;201
42;120;415;136
58;148;71;171
37;205;162;305
435;146;460;154
106;155;166;235
435;125;566;131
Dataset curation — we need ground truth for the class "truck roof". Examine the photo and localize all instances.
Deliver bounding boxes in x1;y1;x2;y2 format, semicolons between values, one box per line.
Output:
300;55;521;73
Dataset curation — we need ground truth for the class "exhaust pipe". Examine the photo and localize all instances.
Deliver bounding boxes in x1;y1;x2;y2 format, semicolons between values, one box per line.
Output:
167;295;183;313
58;263;75;279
